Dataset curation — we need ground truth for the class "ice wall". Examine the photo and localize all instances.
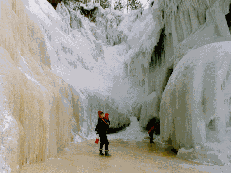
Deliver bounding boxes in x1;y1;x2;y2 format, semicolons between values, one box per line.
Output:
160;41;231;162
157;0;231;66
129;0;231;129
115;3;165;129
127;0;231;94
117;0;231;165
26;0;134;140
0;0;81;172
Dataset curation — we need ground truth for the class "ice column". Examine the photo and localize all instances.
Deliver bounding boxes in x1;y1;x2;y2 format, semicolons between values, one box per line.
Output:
215;71;228;142
179;8;189;39
184;9;192;36
188;5;200;33
171;11;178;48
191;72;206;147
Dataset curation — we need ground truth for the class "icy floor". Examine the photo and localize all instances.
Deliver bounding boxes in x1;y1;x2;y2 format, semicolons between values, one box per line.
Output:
20;137;231;173
74;116;231;173
20;138;204;173
181;163;231;173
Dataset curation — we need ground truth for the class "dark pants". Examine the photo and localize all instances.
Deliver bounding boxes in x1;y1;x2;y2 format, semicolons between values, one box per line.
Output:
99;134;109;151
149;132;153;143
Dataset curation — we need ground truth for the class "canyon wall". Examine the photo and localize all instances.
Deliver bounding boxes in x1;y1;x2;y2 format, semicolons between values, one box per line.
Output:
0;0;81;171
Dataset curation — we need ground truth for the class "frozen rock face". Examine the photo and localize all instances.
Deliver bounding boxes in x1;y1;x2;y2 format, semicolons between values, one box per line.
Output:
160;41;231;153
0;0;81;171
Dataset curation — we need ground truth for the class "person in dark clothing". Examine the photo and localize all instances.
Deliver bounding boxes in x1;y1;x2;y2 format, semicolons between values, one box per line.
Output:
95;111;111;156
146;117;160;144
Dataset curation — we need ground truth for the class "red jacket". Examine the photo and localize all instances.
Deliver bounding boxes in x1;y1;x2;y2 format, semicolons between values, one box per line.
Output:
148;126;155;134
105;113;109;120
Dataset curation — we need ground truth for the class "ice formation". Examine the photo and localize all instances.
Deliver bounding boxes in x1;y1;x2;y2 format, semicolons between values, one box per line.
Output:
122;0;231;166
1;0;231;171
160;42;231;160
0;0;83;172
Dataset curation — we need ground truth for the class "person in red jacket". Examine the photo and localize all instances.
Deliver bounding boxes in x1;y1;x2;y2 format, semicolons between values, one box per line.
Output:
147;117;160;144
148;126;155;143
95;111;111;156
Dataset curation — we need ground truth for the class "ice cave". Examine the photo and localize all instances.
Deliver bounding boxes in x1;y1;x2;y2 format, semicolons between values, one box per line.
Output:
1;0;231;172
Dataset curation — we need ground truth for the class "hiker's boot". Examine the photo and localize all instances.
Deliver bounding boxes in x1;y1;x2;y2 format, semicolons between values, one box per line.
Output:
105;150;111;156
99;149;104;156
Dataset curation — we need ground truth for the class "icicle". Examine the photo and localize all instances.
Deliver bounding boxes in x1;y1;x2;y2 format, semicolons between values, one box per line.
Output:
179;7;189;39
171;11;178;47
215;81;226;142
175;9;184;43
184;9;192;36
188;4;200;33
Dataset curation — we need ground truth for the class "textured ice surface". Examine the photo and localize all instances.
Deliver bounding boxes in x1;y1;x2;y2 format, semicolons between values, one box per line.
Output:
160;41;231;164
